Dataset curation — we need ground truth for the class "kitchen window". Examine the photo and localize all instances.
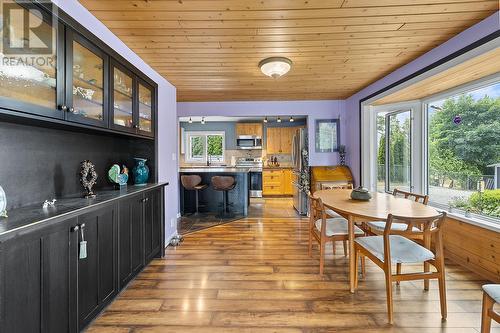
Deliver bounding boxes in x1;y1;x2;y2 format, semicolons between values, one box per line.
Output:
185;131;225;163
362;76;500;225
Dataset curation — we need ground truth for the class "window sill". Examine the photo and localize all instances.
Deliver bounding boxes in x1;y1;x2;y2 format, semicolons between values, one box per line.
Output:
430;203;500;233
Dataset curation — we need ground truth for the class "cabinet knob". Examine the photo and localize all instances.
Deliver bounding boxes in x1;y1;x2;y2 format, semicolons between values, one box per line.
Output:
69;107;75;113
59;105;68;111
71;225;79;232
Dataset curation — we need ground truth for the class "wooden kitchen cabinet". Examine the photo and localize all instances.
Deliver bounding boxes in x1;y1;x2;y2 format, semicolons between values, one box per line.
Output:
283;169;294;195
263;168;294;196
236;123;263;137
266;127;297;154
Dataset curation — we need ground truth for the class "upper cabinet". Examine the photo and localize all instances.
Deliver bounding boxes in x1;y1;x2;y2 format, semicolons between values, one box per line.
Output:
66;31;109;127
0;2;63;120
266;127;298;154
236;123;263;137
0;2;156;139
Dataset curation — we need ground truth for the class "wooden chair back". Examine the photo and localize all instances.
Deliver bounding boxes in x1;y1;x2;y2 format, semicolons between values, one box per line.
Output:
382;212;447;263
307;192;327;235
322;183;354;190
392;188;429;205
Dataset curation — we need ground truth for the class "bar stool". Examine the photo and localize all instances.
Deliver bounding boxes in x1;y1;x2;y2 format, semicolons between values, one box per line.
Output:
181;175;208;215
211;176;236;218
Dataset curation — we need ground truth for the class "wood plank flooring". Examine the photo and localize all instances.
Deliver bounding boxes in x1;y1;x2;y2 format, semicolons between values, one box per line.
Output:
86;199;499;332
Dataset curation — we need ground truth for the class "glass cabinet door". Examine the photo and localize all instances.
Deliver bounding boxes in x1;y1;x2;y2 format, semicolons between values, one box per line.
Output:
0;3;62;119
111;64;135;133
66;32;108;127
137;81;154;136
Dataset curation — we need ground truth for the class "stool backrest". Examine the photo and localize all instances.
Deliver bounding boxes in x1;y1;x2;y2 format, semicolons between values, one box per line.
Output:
181;175;202;190
212;176;235;190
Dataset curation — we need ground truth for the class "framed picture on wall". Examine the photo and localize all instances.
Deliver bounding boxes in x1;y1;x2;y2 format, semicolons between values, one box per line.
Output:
315;119;340;153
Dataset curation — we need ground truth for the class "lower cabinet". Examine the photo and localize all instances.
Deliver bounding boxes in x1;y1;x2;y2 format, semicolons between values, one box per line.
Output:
119;193;145;287
1;218;75;333
263;169;294;196
0;186;165;333
75;206;118;330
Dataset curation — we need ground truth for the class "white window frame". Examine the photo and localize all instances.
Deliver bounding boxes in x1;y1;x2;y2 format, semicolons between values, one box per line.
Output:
361;73;500;231
185;131;225;164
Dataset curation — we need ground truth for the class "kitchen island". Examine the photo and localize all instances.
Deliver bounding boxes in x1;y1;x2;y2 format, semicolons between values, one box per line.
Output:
179;167;250;217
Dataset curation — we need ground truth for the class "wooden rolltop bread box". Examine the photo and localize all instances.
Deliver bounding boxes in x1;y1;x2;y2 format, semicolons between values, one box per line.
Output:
311;166;354;193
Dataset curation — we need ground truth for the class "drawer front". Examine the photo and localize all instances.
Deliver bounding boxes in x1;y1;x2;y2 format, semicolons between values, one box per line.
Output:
263;184;282;195
263;175;281;184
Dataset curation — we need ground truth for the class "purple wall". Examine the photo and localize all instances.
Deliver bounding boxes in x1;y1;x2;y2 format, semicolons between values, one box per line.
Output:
344;12;500;184
178;100;347;166
52;0;179;241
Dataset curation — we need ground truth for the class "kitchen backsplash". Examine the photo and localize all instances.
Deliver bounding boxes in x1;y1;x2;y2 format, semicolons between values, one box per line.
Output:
179;149;292;167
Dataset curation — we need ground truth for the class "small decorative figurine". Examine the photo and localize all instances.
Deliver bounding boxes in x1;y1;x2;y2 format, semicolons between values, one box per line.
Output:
80;160;98;198
108;164;129;187
0;185;7;218
132;158;149;186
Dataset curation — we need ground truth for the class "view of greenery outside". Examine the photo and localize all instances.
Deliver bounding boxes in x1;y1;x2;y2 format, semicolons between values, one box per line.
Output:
207;135;224;159
190;136;204;160
428;92;500;218
187;133;224;162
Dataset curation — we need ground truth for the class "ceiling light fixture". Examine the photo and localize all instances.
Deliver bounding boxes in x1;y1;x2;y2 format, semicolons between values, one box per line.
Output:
277;117;282;123
188;117;193;123
259;57;292;78
289;117;294;122
201;117;205;124
263;117;268;123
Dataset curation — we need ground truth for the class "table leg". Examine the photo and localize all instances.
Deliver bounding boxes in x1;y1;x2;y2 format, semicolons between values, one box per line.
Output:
348;214;355;293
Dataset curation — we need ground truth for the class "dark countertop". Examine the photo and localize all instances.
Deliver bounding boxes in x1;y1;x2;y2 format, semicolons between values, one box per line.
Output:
0;183;168;239
180;167;250;173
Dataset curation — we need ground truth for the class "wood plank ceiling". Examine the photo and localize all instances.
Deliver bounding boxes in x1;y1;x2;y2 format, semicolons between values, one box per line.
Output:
79;0;499;101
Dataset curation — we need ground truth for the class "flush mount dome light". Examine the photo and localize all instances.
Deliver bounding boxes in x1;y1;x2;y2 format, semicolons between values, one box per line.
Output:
259;57;292;78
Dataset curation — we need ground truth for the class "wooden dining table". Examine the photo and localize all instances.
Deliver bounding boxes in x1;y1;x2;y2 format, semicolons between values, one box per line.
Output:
314;189;440;293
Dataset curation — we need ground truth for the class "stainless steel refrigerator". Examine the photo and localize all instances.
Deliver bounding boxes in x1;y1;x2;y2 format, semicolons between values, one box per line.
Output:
292;127;308;215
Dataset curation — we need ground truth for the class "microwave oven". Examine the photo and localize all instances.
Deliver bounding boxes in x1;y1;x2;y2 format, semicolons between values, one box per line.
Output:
236;135;262;150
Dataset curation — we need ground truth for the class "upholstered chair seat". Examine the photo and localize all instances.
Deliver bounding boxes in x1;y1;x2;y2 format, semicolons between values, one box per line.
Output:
483;285;500;303
315;218;364;237
355;235;435;264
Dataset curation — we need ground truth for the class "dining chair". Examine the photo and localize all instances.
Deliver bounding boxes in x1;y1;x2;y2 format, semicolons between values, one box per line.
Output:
366;189;430;286
322;183;354;256
307;192;364;275
481;284;500;333
353;212;447;324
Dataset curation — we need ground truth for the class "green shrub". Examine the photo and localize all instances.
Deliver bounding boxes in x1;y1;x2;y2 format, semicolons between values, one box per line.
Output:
469;189;500;218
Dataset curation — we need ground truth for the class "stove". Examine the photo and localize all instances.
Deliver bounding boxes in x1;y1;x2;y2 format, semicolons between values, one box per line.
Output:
236;158;263;197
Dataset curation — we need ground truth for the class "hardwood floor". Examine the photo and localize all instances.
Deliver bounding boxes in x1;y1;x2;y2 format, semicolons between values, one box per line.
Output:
86;199;498;332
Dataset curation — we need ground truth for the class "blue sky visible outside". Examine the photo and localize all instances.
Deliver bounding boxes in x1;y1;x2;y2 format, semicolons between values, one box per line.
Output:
429;82;500;110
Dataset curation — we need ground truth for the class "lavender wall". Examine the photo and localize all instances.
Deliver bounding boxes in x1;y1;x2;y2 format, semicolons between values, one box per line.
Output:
178;100;347;166
344;12;500;184
52;0;179;241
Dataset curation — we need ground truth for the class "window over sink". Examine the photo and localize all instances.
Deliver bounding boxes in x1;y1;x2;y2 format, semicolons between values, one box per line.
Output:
186;131;225;164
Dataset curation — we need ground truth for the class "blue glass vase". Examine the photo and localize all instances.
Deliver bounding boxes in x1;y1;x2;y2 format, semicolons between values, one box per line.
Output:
132;158;149;186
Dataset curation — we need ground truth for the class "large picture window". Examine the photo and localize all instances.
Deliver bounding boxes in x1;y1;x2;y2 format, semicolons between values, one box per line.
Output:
185;131;225;163
364;78;500;224
426;83;500;218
